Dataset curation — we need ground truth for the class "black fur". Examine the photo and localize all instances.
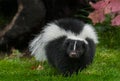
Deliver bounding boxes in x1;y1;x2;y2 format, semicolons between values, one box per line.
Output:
29;18;98;76
55;19;85;34
45;36;95;76
43;19;96;76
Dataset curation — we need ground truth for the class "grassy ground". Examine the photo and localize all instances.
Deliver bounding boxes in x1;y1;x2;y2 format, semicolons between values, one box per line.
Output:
0;46;120;81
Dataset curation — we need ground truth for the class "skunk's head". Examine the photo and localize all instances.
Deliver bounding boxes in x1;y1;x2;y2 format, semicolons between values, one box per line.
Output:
63;37;88;58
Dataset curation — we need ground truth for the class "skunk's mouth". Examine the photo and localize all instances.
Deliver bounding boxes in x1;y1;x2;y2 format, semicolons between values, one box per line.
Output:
69;51;78;58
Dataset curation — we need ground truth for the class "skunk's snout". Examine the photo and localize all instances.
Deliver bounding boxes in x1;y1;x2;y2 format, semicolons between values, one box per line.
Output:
69;51;78;58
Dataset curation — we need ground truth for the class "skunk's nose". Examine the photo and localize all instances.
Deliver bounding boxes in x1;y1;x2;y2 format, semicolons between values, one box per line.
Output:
69;51;77;58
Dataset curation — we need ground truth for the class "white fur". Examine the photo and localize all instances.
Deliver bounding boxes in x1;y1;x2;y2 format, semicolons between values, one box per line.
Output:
78;24;98;43
73;41;77;51
67;36;88;44
29;23;98;61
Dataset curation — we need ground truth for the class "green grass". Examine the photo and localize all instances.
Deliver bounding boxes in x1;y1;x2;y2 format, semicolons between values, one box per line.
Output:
0;47;120;81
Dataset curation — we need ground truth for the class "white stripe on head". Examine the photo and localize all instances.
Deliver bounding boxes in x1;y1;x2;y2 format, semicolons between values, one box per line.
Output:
67;36;88;44
73;41;77;51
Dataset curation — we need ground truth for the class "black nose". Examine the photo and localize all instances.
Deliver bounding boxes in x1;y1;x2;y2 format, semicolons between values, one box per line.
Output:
69;52;77;58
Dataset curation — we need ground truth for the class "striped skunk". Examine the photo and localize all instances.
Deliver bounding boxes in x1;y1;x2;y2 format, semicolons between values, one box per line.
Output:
29;18;98;76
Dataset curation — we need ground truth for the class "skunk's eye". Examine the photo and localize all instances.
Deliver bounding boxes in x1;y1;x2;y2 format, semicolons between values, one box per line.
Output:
82;42;88;49
63;39;70;48
76;44;82;49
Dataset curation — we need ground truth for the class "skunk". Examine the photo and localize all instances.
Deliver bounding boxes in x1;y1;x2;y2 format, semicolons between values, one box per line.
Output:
29;18;98;76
